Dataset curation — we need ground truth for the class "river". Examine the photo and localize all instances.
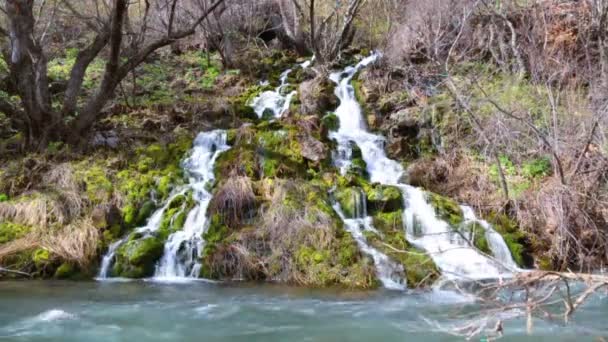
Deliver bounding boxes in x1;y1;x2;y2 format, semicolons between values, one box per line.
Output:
0;281;606;341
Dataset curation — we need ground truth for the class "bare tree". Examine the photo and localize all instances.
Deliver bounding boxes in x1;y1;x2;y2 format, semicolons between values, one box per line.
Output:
0;0;225;149
279;0;366;63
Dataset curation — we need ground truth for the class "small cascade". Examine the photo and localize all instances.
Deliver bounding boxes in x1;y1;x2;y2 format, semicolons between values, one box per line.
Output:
328;52;518;283
97;240;124;279
332;190;406;290
250;58;312;119
96;193;183;279
154;130;230;280
461;205;519;271
401;185;513;280
97;130;230;281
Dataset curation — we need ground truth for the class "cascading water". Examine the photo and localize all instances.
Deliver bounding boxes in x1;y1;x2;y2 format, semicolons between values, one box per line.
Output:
154;130;230;280
97;130;230;281
250;58;312;119
332;191;406;290
96;192;185;279
328;52;518;282
461;205;519;271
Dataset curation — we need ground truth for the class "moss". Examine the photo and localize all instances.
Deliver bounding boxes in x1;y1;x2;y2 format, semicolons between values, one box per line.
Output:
321;113;340;132
113;236;164;278
458;222;492;255
487;212;531;268
135;201;157;227
0;222;31;244
427;192;464;227
366;185;403;214
0;193;8;202
32;248;52;269
76;165;113;205
366;210;439;287
54;263;78;279
334;187;364;218
157;192;195;240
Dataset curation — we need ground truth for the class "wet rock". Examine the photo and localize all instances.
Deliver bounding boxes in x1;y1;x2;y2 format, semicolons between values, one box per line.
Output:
298;134;328;163
91;131;119;149
299;76;337;116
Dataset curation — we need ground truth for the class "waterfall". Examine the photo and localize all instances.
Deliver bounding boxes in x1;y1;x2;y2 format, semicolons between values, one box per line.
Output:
97;240;124;279
250;58;312;119
97;130;230;281
154;130;230;280
328;52;518;282
332;193;406;290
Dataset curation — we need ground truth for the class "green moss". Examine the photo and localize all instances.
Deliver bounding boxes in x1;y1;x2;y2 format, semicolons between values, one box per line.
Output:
0;193;8;202
427;192;464;227
458;222;492;255
54;263;77;279
135;201;156;227
0;222;31;244
321;113;340;132
113;236;164;278
32;249;52;269
522;156;552;179
157;192;195;240
76;165;113;205
366;210;439;287
488;212;530;268
366;185;403;214
335;187;365;218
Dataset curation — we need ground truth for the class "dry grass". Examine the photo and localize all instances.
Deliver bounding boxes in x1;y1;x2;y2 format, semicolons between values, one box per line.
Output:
40;218;100;269
208;175;256;228
207;180;341;285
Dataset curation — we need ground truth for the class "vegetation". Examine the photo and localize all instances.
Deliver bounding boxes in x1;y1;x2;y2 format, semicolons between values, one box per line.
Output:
0;0;607;292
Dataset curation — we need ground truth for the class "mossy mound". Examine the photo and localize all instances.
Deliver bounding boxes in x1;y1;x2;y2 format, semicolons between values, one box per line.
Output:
365;185;403;214
201;179;378;288
365;210;439;287
487;212;532;268
427;192;464;227
112;235;164;278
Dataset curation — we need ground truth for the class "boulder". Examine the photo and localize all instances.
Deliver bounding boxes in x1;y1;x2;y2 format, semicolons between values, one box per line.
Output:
299;76;337;116
298;134;328;163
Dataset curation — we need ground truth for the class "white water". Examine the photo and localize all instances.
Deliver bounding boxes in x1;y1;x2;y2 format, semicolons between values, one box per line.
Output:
96;191;185;279
97;130;230;281
154;130;231;280
250;58;312;119
329;52;517;281
461;205;520;271
97;240;124;279
332;200;406;290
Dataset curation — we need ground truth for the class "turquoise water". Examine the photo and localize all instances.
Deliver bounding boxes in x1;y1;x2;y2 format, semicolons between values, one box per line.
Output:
0;281;605;341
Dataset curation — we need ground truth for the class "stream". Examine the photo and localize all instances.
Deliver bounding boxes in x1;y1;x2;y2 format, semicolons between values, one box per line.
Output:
0;281;606;341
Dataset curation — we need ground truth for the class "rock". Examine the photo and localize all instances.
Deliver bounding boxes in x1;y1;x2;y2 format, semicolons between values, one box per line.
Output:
366;185;403;214
91;131;119;149
113;236;164;278
91;204;122;230
298;134;328;163
299;76;337;116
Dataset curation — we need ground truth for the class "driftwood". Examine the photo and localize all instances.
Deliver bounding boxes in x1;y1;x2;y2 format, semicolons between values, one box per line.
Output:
0;267;31;278
426;271;608;340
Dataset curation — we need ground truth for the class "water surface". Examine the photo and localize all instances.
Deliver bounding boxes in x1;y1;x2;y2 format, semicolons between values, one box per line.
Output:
0;281;606;341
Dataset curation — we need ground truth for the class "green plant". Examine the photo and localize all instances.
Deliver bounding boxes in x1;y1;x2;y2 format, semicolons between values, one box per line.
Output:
522;156;552;179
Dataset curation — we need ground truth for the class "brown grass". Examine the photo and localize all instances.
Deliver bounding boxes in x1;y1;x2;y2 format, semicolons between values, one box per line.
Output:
40;218;100;269
208;175;256;228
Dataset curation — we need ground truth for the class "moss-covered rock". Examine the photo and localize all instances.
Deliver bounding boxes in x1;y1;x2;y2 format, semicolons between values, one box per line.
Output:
334;187;366;219
458;222;492;255
427;192;464;227
366;210;439;287
366;185;403;214
0;222;31;244
487;212;532;268
113;235;164;278
321;113;340;132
